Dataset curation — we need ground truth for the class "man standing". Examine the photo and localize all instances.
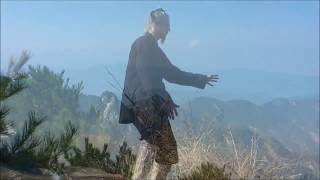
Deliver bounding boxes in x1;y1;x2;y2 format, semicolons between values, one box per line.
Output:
119;8;218;180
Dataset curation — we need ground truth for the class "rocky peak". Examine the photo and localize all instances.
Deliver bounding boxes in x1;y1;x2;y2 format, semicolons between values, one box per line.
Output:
95;91;120;124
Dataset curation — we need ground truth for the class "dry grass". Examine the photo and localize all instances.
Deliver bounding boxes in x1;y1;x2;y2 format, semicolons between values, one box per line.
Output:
225;128;259;179
166;106;315;180
168;107;228;179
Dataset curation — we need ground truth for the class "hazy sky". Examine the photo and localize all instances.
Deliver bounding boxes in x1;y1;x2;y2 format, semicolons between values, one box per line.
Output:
1;1;319;76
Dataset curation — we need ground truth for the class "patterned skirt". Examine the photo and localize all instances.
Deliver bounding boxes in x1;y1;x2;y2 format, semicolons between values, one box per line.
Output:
133;100;178;165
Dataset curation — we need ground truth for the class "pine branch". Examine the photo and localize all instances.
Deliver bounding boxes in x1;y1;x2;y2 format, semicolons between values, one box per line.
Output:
114;141;136;179
34;121;78;173
57;121;78;154
10;111;45;155
0;105;12;136
0;73;28;101
34;132;59;167
64;137;116;173
10;50;31;76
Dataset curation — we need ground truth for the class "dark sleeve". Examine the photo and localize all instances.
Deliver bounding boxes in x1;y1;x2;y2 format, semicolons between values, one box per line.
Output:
158;49;208;89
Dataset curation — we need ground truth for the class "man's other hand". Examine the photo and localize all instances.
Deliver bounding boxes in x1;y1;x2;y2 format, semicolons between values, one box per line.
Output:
152;94;179;120
206;74;219;87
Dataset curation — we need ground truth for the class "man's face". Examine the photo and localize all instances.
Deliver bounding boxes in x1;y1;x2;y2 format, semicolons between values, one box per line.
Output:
157;22;170;44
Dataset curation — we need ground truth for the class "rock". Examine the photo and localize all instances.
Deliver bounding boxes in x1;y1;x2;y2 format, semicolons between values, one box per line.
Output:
96;90;120;123
0;166;54;180
0;165;125;180
63;166;124;180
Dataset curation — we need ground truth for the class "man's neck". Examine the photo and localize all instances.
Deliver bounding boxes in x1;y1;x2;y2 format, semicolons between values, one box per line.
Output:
148;31;160;41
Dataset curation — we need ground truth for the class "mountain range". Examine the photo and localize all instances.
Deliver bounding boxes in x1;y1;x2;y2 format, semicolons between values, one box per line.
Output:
80;90;319;158
64;64;319;105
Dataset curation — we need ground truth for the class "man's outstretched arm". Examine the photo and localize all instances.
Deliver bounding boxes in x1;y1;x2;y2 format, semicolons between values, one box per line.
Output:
158;49;218;89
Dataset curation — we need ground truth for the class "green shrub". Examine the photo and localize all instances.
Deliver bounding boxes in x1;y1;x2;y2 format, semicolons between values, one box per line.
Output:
64;137;115;172
114;141;136;179
65;138;136;179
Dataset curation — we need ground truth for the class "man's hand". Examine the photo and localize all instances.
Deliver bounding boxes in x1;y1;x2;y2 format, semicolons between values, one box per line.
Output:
206;74;219;87
152;94;179;120
164;99;179;120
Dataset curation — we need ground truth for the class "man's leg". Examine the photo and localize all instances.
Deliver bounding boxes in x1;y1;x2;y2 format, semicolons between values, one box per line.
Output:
148;161;172;180
132;140;157;180
148;120;178;180
132;100;178;180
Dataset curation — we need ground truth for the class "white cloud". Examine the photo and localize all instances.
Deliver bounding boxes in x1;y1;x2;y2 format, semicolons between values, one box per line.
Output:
188;39;200;48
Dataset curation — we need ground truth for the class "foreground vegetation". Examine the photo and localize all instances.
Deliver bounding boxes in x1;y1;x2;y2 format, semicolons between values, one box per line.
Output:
0;52;136;178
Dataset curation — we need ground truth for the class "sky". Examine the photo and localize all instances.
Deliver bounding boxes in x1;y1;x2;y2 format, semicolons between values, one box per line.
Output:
1;1;319;77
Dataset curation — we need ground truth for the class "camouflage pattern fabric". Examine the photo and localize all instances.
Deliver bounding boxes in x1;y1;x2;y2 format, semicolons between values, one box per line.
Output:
133;98;178;165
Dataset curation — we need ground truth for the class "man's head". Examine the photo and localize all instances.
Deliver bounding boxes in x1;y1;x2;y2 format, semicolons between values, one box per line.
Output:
145;8;170;44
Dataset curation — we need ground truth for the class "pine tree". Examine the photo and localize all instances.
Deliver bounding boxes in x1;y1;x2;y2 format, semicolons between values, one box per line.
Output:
0;72;44;170
0;51;78;175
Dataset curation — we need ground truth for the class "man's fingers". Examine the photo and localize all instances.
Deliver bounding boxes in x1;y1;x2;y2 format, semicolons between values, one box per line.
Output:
165;109;171;119
169;110;174;120
174;108;178;117
209;79;218;82
208;74;219;78
207;75;219;83
208;77;219;80
207;82;214;86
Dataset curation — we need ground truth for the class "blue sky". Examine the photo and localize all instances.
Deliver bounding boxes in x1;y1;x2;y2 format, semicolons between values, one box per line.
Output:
1;1;319;77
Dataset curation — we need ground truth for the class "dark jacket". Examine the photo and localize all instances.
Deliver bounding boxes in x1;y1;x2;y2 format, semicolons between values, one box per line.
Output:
119;32;207;124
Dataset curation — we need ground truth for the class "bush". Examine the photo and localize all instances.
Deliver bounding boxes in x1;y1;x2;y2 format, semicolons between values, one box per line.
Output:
178;162;232;180
114;141;136;179
65;137;136;179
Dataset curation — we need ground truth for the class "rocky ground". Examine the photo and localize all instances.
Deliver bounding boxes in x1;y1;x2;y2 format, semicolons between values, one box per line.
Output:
0;166;124;180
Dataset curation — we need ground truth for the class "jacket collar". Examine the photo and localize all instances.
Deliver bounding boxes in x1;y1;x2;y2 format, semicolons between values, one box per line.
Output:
145;32;158;45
